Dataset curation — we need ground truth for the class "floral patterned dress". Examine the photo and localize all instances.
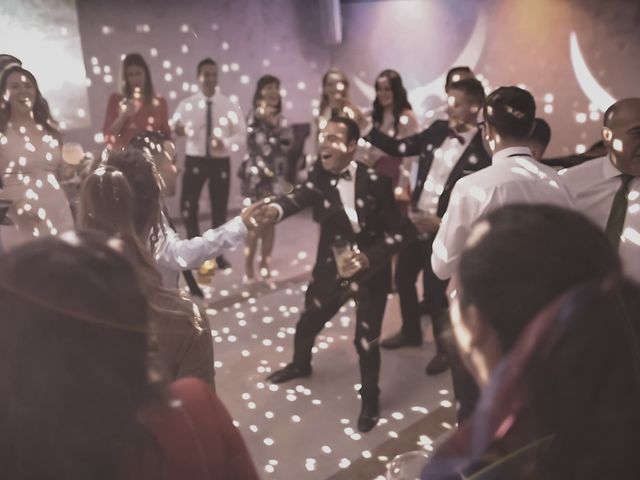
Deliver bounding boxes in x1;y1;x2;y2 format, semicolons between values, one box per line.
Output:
238;110;291;201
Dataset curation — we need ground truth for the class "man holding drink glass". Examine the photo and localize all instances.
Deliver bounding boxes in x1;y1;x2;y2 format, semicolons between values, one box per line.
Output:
251;116;416;432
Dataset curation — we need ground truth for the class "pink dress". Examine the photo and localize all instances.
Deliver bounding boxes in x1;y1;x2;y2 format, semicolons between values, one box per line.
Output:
0;124;74;251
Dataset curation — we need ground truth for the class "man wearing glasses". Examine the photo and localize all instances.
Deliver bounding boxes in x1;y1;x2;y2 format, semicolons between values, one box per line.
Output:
364;75;490;376
431;86;574;420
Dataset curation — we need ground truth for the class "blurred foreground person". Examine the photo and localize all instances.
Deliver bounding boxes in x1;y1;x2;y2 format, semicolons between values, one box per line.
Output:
0;232;258;480
423;204;640;480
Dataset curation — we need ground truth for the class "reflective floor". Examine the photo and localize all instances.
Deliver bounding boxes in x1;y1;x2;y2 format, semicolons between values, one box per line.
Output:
184;210;456;479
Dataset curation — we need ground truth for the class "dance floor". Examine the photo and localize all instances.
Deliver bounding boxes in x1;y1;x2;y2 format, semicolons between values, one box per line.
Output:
184;210;456;479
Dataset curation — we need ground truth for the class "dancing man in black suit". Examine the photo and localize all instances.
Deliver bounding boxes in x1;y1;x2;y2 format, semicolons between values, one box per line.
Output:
254;116;416;432
367;77;491;376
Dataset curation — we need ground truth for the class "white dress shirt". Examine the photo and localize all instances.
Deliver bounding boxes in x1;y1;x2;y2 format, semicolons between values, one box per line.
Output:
335;161;360;233
562;155;640;283
172;90;246;158
271;161;361;232
417;128;477;214
154;213;247;288
431;146;574;280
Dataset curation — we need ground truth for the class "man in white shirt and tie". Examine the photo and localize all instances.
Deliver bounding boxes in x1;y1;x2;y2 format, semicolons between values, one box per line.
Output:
432;86;574;281
430;86;573;421
173;58;246;269
562;97;640;284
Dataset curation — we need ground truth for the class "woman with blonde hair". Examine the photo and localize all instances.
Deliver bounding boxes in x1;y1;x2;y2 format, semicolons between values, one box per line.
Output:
0;232;258;479
304;68;365;163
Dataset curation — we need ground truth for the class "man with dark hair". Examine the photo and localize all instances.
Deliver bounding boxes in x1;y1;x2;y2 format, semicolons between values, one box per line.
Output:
433;86;573;280
196;57;217;75
127;132;256;294
172;57;246;270
562;97;640;283
445;66;475;92
252;115;417;432
364;77;491;376
527;117;551;161
430;86;573;421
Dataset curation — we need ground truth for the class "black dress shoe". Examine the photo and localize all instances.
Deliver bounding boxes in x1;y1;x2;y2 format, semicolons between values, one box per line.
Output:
357;398;380;433
380;331;422;350
425;352;450;375
216;256;231;269
266;363;312;384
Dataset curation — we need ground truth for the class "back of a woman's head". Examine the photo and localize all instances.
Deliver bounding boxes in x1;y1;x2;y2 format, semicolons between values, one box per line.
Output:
78;165;137;236
527;278;640;479
0;232;156;480
103;149;163;244
458;204;620;351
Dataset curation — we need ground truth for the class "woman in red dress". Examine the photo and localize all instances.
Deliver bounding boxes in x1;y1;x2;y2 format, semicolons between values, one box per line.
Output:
102;53;171;151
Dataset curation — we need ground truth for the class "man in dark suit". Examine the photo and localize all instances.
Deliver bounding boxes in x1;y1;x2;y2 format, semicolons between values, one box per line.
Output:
366;77;491;376
254;116;417;432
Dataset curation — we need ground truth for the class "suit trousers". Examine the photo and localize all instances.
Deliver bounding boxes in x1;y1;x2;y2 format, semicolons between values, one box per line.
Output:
180;156;230;238
292;284;388;402
395;236;448;351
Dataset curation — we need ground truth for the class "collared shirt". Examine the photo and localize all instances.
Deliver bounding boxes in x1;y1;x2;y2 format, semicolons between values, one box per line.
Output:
561;155;640;283
431;146;574;280
417;128;477;214
334;161;360;233
172;90;246;158
154;213;247;288
271;161;361;233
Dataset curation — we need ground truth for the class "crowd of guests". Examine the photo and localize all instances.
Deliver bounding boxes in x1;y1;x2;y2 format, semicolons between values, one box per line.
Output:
1;48;639;479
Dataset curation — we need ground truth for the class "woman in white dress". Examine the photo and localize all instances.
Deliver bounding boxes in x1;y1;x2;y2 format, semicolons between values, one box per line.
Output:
0;66;74;250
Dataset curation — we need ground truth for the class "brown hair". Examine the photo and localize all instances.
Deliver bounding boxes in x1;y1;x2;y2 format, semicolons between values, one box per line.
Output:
0;65;60;138
0;232;159;480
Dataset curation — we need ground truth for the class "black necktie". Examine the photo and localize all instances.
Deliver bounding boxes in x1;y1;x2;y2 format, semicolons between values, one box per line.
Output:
447;129;465;145
605;174;634;250
205;99;213;158
164;209;204;298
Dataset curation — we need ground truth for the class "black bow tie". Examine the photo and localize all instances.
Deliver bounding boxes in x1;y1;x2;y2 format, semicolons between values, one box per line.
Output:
331;169;352;181
447;129;465;145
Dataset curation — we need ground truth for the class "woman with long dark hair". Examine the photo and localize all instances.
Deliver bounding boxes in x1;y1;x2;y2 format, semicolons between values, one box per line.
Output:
77;165;216;386
238;74;292;280
102;53;171;150
422;204;640;479
366;69;419;194
0;65;74;250
0;232;259;480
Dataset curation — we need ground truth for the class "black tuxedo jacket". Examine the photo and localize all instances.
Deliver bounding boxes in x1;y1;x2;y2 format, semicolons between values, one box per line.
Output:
276;161;417;304
366;120;491;217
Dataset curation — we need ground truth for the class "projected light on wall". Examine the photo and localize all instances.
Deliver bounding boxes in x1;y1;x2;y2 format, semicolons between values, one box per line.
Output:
0;0;90;130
